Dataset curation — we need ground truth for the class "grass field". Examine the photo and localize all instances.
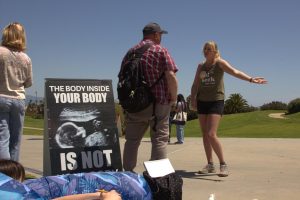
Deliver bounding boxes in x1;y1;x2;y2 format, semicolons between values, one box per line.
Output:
183;110;300;138
24;110;300;138
23;116;44;135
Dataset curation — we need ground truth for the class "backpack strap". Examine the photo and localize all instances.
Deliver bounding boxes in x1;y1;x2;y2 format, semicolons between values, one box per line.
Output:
137;45;166;133
132;45;165;132
134;43;151;58
150;71;164;87
118;44;151;78
150;72;165;132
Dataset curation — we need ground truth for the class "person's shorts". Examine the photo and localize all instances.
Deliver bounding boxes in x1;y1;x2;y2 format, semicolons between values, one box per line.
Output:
197;100;224;115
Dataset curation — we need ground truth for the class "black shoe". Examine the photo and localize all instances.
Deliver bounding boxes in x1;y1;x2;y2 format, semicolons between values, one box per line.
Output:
174;141;183;144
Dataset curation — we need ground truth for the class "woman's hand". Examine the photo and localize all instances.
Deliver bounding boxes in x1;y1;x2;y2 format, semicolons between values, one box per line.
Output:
250;77;268;84
190;98;197;111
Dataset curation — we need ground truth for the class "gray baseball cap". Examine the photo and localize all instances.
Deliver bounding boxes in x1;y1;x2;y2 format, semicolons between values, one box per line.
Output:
143;22;168;34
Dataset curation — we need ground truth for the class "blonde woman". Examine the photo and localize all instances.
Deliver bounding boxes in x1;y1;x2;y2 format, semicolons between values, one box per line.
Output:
0;22;33;161
191;41;267;176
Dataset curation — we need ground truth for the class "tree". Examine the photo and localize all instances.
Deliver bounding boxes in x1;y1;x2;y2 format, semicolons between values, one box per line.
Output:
25;99;44;119
224;93;249;114
260;101;287;110
287;98;300;114
186;95;198;120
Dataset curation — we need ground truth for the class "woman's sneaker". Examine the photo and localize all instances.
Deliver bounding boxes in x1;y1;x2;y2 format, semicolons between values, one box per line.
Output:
218;164;229;177
198;164;216;174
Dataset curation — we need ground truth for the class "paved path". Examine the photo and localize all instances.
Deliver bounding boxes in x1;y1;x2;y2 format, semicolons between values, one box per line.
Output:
20;136;300;200
23;126;44;130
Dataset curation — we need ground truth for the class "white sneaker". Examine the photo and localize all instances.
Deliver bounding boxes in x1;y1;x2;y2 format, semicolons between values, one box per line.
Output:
218;164;229;177
198;164;216;174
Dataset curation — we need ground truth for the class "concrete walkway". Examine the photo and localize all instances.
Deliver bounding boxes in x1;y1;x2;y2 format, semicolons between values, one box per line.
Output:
20;136;300;200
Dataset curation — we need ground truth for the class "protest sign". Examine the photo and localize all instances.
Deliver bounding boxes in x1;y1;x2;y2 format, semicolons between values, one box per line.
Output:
43;79;122;175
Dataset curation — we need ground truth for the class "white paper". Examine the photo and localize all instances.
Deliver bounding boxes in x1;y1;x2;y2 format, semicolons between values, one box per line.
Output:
143;158;175;178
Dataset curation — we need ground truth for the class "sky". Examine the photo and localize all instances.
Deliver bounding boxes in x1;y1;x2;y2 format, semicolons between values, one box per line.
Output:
1;0;299;106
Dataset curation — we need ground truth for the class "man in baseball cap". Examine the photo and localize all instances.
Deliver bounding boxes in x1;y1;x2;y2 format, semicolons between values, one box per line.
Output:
143;22;168;35
119;22;178;172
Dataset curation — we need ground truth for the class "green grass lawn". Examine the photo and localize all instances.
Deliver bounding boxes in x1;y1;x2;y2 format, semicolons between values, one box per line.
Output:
23;116;44;135
183;110;300;138
25;173;37;179
24;110;300;138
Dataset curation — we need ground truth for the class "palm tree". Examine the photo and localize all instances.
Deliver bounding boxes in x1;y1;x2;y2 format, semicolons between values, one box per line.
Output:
224;93;249;114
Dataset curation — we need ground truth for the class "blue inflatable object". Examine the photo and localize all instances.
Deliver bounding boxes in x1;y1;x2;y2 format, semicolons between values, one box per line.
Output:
0;172;152;200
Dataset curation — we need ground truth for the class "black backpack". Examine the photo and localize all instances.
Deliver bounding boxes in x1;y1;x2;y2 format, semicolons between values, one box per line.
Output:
117;44;163;113
143;171;183;200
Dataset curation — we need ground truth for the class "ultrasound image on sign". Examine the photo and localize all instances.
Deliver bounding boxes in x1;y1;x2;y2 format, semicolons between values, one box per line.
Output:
54;107;115;148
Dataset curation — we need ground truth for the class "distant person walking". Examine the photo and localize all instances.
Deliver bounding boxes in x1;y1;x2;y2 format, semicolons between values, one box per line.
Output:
0;22;33;161
120;22;178;171
190;41;267;176
172;94;187;144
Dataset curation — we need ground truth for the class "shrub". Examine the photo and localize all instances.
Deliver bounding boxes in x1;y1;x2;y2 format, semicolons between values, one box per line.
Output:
260;101;287;110
32;113;44;119
243;105;259;112
287;98;300;114
115;103;125;136
187;110;198;121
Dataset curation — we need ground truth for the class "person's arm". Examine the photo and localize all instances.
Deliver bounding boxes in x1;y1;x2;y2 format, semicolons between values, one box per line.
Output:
190;64;202;110
218;59;267;84
165;70;178;104
100;190;121;200
53;192;100;200
53;190;121;200
24;56;33;88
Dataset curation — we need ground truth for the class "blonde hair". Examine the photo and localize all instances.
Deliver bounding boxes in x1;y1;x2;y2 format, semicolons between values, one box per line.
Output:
203;41;220;58
1;22;27;51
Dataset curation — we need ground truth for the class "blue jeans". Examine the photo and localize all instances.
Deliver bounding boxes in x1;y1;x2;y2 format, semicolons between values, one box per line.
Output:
176;124;184;143
0;96;25;161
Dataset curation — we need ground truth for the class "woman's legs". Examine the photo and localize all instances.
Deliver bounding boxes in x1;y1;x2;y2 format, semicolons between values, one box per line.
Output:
199;114;225;164
175;124;184;143
0;98;11;160
9;99;25;161
0;97;25;161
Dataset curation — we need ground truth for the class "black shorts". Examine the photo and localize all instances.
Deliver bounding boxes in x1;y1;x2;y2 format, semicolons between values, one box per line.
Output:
197;100;224;115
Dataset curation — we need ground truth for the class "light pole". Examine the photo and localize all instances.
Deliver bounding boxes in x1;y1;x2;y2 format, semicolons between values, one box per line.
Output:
35;91;38;105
